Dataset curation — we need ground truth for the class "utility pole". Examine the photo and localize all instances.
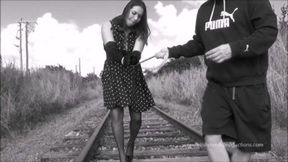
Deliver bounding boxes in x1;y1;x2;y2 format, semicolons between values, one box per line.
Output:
24;21;37;74
78;58;81;76
25;22;29;74
15;19;36;74
283;0;288;51
16;18;23;72
285;1;288;51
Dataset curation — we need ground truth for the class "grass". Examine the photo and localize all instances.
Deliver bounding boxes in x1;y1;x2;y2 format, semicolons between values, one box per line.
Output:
148;64;207;107
147;34;288;160
0;65;102;137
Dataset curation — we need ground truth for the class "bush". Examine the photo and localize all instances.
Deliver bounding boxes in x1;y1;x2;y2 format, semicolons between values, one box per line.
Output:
0;65;101;136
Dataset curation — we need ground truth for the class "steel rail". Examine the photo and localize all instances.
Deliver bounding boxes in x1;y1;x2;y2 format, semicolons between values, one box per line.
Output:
75;110;110;162
77;106;205;161
152;106;203;142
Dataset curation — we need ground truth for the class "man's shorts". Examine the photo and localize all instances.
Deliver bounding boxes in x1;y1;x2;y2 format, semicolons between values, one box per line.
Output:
201;81;272;152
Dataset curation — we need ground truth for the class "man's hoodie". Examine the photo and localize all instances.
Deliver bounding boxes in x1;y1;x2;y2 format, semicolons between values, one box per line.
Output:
168;0;278;86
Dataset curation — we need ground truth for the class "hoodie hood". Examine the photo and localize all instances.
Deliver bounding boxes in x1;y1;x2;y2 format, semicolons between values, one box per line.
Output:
209;0;227;22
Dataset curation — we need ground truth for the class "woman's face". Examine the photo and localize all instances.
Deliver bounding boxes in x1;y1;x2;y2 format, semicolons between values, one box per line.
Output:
125;5;144;27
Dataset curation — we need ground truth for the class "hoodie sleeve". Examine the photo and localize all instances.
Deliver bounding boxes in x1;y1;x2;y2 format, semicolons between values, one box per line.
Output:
229;0;278;58
168;11;205;59
168;35;205;59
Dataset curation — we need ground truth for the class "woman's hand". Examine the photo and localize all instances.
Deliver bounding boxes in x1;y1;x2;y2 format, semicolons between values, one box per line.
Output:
121;55;131;66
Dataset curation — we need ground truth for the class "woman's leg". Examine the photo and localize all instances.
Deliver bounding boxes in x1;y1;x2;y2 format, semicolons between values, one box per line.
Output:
126;109;142;159
110;107;126;162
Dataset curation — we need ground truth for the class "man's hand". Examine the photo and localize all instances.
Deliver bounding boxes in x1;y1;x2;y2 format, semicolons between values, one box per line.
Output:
155;48;169;59
144;48;169;73
205;44;232;63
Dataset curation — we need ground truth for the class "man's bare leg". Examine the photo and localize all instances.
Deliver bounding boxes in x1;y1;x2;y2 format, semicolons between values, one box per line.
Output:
205;135;230;162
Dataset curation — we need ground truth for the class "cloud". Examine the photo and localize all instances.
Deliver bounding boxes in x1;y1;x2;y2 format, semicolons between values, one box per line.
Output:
1;23;19;65
1;1;203;76
1;12;105;77
141;1;200;69
182;0;206;9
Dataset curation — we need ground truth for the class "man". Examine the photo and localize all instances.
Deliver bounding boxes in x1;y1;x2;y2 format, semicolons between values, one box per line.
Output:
155;0;278;161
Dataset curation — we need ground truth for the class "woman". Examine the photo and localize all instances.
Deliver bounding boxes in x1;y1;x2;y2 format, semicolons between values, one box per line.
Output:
101;0;155;161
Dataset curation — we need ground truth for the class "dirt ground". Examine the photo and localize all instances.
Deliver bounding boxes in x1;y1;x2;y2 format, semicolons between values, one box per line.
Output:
0;99;106;162
1;98;286;162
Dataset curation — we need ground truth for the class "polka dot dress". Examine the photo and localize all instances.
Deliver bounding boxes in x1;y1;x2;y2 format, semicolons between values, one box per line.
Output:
101;20;155;113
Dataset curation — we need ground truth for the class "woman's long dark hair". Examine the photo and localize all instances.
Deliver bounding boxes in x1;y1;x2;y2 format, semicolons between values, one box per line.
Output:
112;0;150;44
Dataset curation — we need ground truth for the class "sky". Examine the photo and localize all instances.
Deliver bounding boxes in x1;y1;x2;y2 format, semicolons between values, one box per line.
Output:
1;0;286;77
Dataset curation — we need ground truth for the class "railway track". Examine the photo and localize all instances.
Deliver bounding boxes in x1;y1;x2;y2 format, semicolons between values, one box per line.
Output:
86;106;206;162
41;105;276;162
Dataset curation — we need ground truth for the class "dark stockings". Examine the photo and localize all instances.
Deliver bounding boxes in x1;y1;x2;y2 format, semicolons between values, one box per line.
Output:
111;107;142;162
126;109;142;159
111;108;125;162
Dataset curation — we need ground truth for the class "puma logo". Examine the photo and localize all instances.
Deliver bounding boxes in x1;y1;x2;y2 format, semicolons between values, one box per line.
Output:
220;8;238;22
